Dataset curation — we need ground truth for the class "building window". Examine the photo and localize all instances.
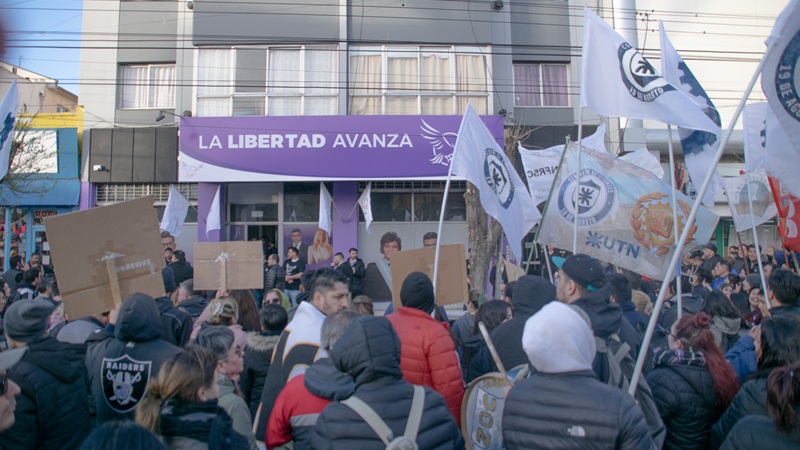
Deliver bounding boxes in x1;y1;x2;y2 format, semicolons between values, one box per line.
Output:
357;181;467;223
119;64;176;109
196;46;338;117
349;46;490;115
56;105;69;113
513;63;569;107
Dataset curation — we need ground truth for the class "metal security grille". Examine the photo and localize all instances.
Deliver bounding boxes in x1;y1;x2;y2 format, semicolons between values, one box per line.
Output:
95;183;198;204
358;181;467;192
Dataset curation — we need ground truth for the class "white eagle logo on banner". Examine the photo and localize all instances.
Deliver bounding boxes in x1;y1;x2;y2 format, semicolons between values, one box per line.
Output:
420;119;458;165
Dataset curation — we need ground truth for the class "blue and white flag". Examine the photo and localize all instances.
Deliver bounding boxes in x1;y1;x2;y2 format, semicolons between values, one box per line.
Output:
160;185;190;237
761;0;800;198
660;22;724;208
724;169;777;231
0;81;19;181
452;104;541;262
580;8;720;135
537;144;719;279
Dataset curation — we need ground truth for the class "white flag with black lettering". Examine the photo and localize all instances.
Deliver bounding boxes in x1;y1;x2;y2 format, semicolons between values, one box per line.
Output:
160;185;190;237
452;104;540;262
580;8;720;134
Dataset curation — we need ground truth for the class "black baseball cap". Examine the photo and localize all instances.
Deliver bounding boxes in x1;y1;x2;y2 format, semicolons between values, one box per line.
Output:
704;243;718;254
552;254;606;291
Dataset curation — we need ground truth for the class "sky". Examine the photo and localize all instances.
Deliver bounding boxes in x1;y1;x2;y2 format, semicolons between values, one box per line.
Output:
1;0;83;96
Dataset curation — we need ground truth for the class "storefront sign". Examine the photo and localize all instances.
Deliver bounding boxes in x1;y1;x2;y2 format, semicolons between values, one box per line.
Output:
179;115;504;181
33;209;58;219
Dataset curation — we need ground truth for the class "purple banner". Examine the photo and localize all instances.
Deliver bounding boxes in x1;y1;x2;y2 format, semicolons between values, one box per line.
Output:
179;115;504;182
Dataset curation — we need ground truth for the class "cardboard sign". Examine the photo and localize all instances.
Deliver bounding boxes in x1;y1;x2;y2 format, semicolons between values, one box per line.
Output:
44;196;166;320
194;241;264;290
390;244;468;310
503;260;526;282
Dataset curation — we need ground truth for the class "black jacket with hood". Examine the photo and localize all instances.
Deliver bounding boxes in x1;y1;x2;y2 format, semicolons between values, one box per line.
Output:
310;316;464;450
178;294;208;320
710;370;771;449
0;337;91;450
241;330;281;419
154;295;193;347
85;293;183;424
490;276;555;371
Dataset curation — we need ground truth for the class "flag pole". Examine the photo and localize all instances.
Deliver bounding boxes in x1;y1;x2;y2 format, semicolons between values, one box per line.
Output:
628;39;778;397
573;108;585;252
744;172;772;307
666;124;683;319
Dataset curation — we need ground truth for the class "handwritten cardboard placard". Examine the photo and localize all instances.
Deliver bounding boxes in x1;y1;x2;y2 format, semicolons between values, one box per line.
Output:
44;196;166;320
194;241;264;290
390;244;468;311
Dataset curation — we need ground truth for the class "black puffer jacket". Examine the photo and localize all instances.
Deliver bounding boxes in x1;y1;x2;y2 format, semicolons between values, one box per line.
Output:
460;333;493;383
490;276;555;371
86;293;183;424
155;296;193;347
710;372;770;449
719;412;800;450
178;294;208;320
502;370;655;450
646;353;725;450
241;331;280;419
311;316;464;449
0;337;91;450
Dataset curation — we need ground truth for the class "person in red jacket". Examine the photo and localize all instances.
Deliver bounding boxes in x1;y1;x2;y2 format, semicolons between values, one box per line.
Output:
387;271;464;426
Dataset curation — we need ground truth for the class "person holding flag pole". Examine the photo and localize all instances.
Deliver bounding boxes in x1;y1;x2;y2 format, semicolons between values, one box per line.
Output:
626;0;792;396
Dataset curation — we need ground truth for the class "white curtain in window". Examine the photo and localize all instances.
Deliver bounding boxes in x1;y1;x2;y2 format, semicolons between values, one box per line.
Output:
388;52;418;93
149;65;175;108
421;96;452;115
349;53;382;114
513;64;540;107
121;66;148;108
197;98;229;117
457;96;487;115
542;64;568;106
269;97;301;116
349;96;381;115
305;97;337;115
456;54;486;93
386;96;417;114
420;50;450;92
197;49;232;96
269;49;302;94
306;47;337;95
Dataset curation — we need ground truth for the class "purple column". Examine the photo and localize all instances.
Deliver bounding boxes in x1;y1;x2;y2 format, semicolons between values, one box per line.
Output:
198;182;224;242
332;182;359;255
79;182;95;210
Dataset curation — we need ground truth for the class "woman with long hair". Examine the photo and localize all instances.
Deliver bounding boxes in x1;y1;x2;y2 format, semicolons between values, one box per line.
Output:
721;362;800;448
228;289;261;332
135;347;249;450
711;315;800;448
308;228;333;264
702;291;746;352
460;300;512;383
451;290;484;348
194;327;257;450
646;312;739;450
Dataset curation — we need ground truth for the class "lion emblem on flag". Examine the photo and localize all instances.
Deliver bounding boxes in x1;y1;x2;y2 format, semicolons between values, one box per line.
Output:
631;192;696;256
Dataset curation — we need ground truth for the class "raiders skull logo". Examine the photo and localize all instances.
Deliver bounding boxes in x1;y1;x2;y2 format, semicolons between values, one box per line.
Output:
101;355;152;413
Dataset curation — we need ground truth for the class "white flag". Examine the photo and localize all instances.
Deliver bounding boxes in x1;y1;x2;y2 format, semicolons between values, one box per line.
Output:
762;0;800;152
0;81;19;181
318;182;333;234
660;22;724;207
358;182;374;235
452;104;541;262
160;185;190;237
619;148;664;180
580;8;720;135
206;185;221;237
743;102;768;172
724;169;777;231
765;105;800;198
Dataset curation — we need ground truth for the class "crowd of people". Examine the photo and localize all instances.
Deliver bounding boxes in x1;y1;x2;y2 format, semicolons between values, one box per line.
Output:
0;235;798;450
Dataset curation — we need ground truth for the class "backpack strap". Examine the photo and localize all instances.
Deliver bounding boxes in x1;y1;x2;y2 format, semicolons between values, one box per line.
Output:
342;385;427;446
609;333;631;365
403;385;425;440
342;396;395;446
